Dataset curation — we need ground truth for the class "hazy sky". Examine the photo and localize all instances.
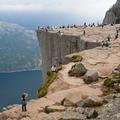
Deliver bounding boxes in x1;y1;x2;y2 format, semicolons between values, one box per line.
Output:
0;0;117;29
0;0;116;18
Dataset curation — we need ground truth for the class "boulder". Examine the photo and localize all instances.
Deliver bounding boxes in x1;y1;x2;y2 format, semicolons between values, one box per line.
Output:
68;63;87;77
115;64;120;72
85;109;98;119
76;96;103;107
61;98;76;107
83;70;98;84
59;112;86;120
75;107;85;114
45;105;66;113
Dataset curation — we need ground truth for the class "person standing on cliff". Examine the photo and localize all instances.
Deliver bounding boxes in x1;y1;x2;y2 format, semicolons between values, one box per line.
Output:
83;30;86;36
21;93;28;112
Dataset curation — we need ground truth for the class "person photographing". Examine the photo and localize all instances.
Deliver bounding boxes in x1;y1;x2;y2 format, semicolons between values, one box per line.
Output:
21;93;28;112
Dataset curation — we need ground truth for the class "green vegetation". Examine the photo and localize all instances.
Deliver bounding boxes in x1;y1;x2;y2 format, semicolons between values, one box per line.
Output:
38;71;57;98
38;64;62;98
104;78;115;88
56;64;62;72
71;54;83;62
103;73;120;96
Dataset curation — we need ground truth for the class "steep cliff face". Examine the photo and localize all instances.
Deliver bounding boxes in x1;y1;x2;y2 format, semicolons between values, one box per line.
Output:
103;0;120;24
37;30;100;81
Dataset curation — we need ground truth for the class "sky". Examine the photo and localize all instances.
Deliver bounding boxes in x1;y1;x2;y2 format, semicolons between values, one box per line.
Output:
0;0;117;29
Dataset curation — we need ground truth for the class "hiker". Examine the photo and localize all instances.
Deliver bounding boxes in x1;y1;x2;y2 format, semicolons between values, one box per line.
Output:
101;41;105;48
107;34;111;42
116;29;119;34
111;23;114;26
92;23;95;27
21;93;28;112
51;65;56;72
83;30;86;36
58;31;64;36
102;24;104;28
102;40;109;48
104;40;109;47
115;33;119;40
84;22;87;28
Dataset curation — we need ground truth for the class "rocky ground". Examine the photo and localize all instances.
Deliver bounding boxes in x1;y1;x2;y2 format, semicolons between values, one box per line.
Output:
1;25;120;120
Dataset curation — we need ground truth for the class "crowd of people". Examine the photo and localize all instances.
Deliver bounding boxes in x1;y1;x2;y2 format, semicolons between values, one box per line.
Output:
101;28;120;48
37;22;101;31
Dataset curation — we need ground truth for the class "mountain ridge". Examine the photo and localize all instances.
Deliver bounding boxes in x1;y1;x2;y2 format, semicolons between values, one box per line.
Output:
103;0;120;24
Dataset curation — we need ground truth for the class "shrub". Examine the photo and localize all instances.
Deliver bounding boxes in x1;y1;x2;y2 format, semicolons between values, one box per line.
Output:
104;78;115;88
56;64;62;72
103;72;120;96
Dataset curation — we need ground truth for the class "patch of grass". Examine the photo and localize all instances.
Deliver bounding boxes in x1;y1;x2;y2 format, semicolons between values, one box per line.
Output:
38;71;57;98
38;64;62;98
71;55;83;63
104;78;115;88
103;73;120;96
56;64;62;72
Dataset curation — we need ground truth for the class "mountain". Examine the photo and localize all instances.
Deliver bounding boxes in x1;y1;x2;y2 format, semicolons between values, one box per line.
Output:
0;21;40;72
103;0;120;24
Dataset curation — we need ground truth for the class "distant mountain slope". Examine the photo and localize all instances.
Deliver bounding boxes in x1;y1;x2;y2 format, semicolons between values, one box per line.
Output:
103;0;120;24
0;22;40;72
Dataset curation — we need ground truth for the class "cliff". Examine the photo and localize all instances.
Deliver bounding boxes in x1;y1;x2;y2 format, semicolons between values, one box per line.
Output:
1;25;120;120
36;28;100;81
103;0;120;24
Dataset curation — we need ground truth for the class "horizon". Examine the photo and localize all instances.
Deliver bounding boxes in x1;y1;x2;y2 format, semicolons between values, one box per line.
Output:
0;0;117;30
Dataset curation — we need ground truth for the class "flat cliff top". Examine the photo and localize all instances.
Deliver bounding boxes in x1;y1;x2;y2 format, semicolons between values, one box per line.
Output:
39;24;120;42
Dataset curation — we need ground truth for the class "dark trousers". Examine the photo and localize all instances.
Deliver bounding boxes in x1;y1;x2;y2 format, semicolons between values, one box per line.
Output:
22;104;26;112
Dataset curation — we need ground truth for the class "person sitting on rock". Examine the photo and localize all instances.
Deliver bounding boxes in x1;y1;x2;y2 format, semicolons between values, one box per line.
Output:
51;65;56;72
101;41;105;48
102;40;109;48
104;40;109;47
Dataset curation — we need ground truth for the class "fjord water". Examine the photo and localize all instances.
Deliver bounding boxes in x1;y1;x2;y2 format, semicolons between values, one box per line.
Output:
0;70;42;111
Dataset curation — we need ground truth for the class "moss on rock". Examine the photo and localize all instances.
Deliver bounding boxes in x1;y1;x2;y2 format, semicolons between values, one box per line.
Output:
71;55;83;63
38;71;57;98
38;64;62;98
103;72;120;96
68;63;87;77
